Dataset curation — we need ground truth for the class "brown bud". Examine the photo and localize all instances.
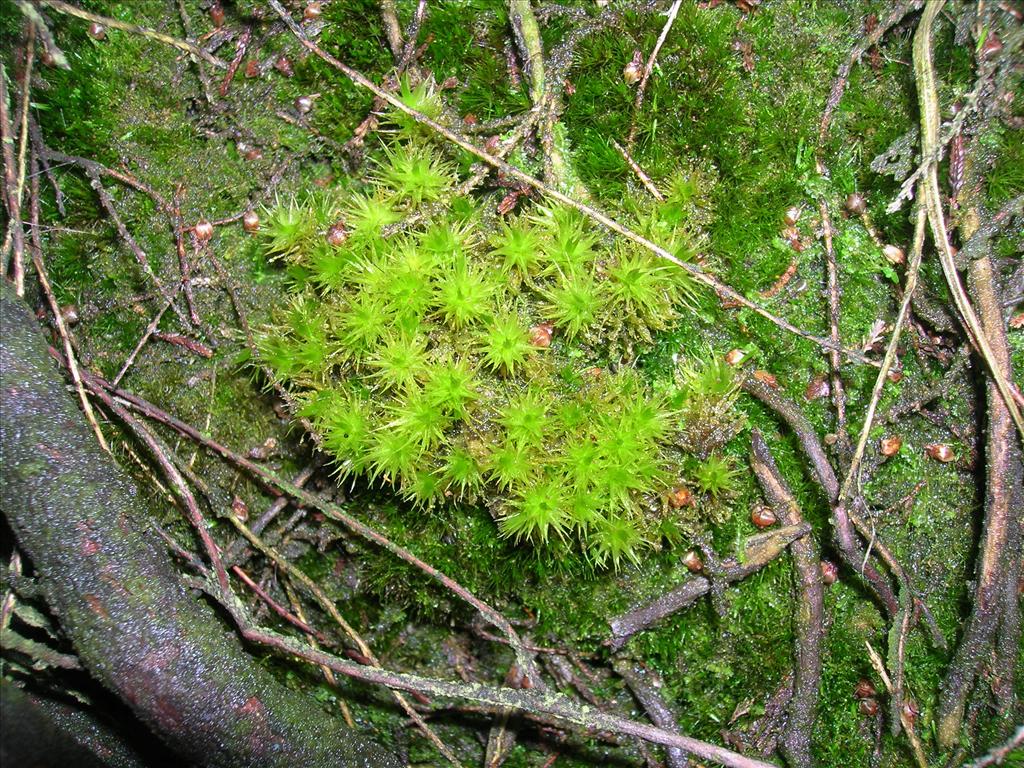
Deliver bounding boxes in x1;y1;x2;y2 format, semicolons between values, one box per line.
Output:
529;323;553;348
724;348;746;366
88;23;106;40
245;59;261;78
859;698;879;717
820;560;838;585
441;76;459;90
295;95;314;114
854;678;877;699
623;60;642;85
783;206;801;226
805;374;830;401
55;304;79;328
880;435;902;457
902;699;919;726
1011;312;1024;330
40;48;56;67
583;366;603;380
845;192;867;216
563;79;576;96
668;486;694;509
925;443;955;463
882;244;905;265
210;3;226;27
462;113;478;126
303;1;323;20
751;504;777;529
886;369;903;384
231;495;249;522
275;55;294;77
981;33;1003;59
242;210;260;233
194;220;214;241
682;550;704;573
753;369;778;388
484;135;501;154
326;221;349;247
823;432;838;446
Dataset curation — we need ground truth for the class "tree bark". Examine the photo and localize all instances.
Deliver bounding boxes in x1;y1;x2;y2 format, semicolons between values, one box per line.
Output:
0;283;401;768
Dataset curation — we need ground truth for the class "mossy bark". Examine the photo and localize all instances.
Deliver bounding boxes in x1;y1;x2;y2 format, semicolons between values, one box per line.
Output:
0;283;401;768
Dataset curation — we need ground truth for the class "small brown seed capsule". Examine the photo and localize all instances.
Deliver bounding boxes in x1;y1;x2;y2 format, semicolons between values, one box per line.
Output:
902;699;919;726
880;436;902;457
210;3;226;27
845;192;867;216
886;369;903;384
668;486;694;509
753;369;779;388
820;560;838;585
783;206;801;226
529;323;553;348
623;60;642;85
751;504;777;529
303;1;323;20
231;495;249;522
194;220;214;241
88;22;106;40
882;244;906;265
60;304;80;326
242;210;260;233
981;33;1003;59
926;443;955;463
40;48;56;67
245;59;261;78
462;113;478;126
854;679;877;699
682;550;704;573
724;348;746;366
326;221;348;247
805;374;830;401
1011;312;1024;330
484;135;501;154
824;432;838;446
295;95;314;114
275;55;293;77
859;698;879;717
441;76;459;90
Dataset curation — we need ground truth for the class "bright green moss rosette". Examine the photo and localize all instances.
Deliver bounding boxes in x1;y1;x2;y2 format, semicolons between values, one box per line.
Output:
255;91;741;568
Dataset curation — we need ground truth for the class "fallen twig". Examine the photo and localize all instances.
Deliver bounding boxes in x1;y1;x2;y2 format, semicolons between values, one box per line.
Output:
626;0;683;151
38;0;227;69
749;430;823;768
608;523;810;649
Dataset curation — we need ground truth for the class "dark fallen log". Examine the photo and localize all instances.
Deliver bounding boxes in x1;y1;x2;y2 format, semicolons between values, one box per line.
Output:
0;283;400;768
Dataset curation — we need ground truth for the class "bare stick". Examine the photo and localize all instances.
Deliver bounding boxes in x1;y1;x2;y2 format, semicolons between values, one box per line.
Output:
626;0;683;151
76;368;544;686
227;513;464;767
608;523;810;649
612;138;664;200
750;430;823;768
268;0;878;368
380;0;404;60
208;585;783;768
9;25;35;295
837;204;927;509
0;62;26;288
111;291;177;386
27;153;109;451
613;660;688;768
818;198;849;458
914;2;1024;440
38;0;227;70
865;642;928;768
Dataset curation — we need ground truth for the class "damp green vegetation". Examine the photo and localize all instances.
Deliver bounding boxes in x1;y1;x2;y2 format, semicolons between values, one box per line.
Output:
9;1;1023;767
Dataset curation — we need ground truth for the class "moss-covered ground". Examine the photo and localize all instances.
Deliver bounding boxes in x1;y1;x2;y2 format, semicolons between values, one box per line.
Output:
3;1;1022;766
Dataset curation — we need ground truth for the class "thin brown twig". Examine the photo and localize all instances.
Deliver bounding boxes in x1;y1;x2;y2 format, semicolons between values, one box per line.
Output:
75;366;544;687
227;512;465;767
268;0;879;368
626;0;683;151
9;24;35;295
0;62;27;287
231;565;323;639
27;151;109;451
865;642;928;768
818;198;849;459
611;138;664;200
38;0;227;70
111;291;179;386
